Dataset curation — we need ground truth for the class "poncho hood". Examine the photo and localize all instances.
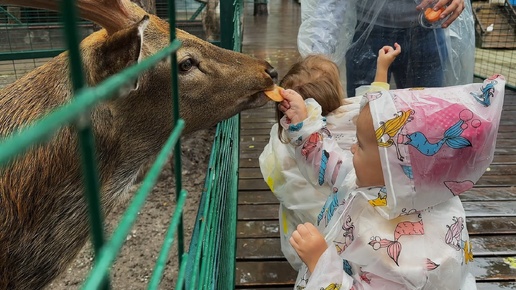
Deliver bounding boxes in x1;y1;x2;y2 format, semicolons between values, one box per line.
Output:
363;75;505;219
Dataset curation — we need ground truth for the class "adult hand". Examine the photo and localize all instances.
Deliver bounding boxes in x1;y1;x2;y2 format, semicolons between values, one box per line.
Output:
434;0;465;28
416;0;465;28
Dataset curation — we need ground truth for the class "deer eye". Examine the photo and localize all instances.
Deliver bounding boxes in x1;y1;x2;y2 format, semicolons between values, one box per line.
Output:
179;58;194;72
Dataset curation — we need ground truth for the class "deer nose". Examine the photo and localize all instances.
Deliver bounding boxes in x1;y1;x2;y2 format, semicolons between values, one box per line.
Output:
266;67;278;82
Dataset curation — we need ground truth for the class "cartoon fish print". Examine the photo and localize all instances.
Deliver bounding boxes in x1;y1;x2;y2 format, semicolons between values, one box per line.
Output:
401;165;413;179
445;216;465;251
470;80;497;107
368;187;387;207
317;187;339;227
369;220;425;266
331;160;342;185
376;110;414;161
404;119;472;156
301;128;331;158
319;150;329;185
343;259;353;276
301;132;322;158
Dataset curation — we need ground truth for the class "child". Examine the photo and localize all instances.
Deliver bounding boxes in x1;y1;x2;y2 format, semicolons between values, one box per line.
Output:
259;46;400;270
280;66;505;288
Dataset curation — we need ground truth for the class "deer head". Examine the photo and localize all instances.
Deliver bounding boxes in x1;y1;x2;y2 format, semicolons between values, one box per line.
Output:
0;0;277;289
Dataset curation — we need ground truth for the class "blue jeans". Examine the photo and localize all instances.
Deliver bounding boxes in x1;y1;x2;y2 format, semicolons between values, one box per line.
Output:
345;24;448;97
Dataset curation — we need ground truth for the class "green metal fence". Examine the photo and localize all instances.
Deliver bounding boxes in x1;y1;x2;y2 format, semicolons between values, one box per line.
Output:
0;0;243;289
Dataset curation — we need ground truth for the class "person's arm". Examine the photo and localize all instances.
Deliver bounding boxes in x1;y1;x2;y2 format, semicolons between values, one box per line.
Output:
293;243;354;289
374;43;401;84
278;91;354;192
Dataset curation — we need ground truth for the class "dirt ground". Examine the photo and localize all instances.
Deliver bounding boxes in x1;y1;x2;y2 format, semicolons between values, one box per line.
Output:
48;127;216;289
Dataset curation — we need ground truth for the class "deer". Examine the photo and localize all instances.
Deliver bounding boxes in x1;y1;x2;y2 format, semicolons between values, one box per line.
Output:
0;0;278;289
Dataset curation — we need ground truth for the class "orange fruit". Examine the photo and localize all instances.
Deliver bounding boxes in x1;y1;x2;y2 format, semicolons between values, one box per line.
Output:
264;85;284;102
424;7;444;23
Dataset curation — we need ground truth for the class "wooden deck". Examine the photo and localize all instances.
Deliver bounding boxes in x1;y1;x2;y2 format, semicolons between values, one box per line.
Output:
236;1;516;289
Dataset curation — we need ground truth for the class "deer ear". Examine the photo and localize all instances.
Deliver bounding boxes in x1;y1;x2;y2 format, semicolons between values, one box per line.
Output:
91;15;150;96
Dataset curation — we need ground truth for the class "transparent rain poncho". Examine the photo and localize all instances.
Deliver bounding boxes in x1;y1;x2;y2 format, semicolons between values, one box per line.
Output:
298;0;475;97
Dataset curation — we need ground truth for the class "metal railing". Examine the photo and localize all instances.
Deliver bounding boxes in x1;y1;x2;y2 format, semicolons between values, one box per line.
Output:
0;0;243;289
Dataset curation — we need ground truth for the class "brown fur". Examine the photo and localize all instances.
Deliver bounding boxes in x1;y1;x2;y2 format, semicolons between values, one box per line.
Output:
0;1;277;289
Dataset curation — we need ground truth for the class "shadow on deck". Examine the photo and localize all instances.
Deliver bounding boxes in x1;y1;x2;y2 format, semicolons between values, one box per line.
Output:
236;1;516;289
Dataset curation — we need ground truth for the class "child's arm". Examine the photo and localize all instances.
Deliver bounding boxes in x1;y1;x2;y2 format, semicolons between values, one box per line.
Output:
278;89;308;124
291;223;354;289
290;222;327;273
374;43;401;83
278;92;354;192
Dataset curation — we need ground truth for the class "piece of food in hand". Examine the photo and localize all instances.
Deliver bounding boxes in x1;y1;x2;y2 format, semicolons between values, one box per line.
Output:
265;85;284;102
424;7;444;23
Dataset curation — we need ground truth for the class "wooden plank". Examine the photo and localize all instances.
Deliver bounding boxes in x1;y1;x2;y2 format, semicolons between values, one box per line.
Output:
238;190;278;205
460;187;516;201
240;167;268;179
453;201;515;216
471;235;516;256
239;179;270;191
468;217;516;235
476;175;516;187
239;157;260;167
238;201;516;220
238;204;278;221
237;220;279;238
235;261;296;286
237;238;284;259
235;258;516;286
477;282;516;290
470;257;516;281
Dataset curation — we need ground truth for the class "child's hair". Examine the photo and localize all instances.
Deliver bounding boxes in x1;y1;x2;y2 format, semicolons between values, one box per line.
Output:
277;54;344;143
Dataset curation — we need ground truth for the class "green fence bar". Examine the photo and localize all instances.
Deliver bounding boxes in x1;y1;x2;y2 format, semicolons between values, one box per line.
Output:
0;50;64;61
167;0;186;270
59;3;108;288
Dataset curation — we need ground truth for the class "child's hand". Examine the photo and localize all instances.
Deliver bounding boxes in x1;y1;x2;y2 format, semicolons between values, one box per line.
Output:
377;42;401;71
289;222;327;273
278;89;307;124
